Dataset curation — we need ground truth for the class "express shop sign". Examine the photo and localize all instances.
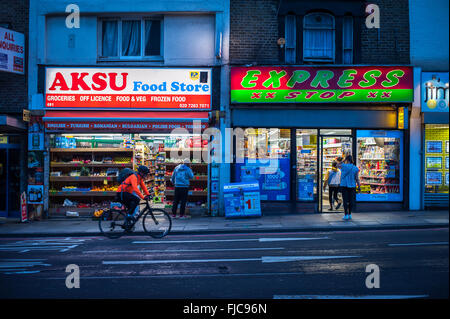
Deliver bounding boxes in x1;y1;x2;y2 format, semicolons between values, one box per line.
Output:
231;66;413;103
45;68;211;109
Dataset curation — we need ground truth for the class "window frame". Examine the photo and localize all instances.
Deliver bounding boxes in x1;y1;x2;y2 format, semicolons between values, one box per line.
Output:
302;12;335;63
284;14;297;64
342;15;354;64
98;16;163;61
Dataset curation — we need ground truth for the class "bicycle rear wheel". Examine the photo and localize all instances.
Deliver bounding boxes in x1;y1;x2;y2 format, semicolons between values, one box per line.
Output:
142;209;172;238
99;209;127;239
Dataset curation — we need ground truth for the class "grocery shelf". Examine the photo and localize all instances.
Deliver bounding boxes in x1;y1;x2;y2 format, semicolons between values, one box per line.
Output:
165;148;208;152
49;191;117;197
51;163;133;168
51;148;133;153
50;176;117;182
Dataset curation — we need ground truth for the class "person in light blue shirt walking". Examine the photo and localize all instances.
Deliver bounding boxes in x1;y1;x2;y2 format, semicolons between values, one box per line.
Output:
339;155;361;220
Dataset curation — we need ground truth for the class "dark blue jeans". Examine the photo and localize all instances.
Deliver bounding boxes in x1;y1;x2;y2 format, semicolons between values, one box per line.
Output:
172;187;189;216
341;187;356;215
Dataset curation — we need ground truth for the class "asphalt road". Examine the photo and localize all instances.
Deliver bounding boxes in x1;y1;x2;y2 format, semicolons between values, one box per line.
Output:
0;228;448;299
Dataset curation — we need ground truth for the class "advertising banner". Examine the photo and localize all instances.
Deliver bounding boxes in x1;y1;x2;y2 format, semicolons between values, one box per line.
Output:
421;72;449;113
45;68;212;109
44;121;208;131
0;27;25;74
231;66;413;103
223;182;261;218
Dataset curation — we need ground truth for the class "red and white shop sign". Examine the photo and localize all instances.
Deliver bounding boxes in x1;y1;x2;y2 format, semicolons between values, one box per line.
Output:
45;68;212;110
45;121;208;131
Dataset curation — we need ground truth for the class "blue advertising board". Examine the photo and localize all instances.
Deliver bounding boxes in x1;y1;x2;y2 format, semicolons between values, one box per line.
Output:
235;157;290;201
223;182;261;218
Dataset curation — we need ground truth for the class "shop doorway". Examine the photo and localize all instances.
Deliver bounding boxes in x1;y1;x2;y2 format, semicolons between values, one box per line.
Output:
319;130;353;213
0;145;21;218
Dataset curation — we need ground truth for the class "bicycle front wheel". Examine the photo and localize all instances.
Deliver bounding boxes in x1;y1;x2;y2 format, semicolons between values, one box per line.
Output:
99;209;127;239
142;209;172;238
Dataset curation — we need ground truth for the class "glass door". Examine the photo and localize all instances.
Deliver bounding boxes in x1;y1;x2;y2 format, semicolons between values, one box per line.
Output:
319;130;353;212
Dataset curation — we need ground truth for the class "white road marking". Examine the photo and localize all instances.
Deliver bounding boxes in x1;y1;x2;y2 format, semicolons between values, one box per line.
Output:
84;247;285;253
46;272;308;280
273;295;429;299
0;238;90;253
132;237;329;244
103;255;359;265
388;242;448;247
0;259;51;275
261;256;360;263
259;237;329;242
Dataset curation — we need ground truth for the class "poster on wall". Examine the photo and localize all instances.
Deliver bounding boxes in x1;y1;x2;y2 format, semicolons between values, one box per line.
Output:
45;68;211;110
235;157;290;201
28;133;44;151
298;177;315;201
0;27;25;75
426;172;442;185
426;157;443;170
28;185;44;204
426;141;443;153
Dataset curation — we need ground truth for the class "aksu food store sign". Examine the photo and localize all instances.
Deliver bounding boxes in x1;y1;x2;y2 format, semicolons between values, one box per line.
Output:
45;68;211;110
231;66;413;103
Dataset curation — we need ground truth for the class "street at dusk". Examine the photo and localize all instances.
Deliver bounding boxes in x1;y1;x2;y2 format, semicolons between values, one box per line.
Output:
0;0;448;310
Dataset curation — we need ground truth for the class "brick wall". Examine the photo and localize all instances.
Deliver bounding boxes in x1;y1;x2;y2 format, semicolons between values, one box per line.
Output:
361;0;410;64
230;0;410;65
230;0;280;64
0;0;29;114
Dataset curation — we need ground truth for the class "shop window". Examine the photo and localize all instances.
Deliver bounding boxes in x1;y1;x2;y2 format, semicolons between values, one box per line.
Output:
235;129;291;201
356;130;403;202
424;124;449;194
99;18;162;60
303;12;335;62
296;129;318;201
48;133;208;217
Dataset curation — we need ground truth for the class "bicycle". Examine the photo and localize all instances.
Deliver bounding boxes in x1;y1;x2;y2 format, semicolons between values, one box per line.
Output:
99;196;172;239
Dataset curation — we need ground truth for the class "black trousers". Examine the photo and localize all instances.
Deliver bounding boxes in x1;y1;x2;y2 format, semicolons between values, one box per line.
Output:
341;187;356;215
328;186;340;208
172;187;189;216
116;192;140;216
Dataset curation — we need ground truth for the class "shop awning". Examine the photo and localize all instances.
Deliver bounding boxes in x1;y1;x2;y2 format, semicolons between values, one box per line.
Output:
43;111;209;132
0;115;26;132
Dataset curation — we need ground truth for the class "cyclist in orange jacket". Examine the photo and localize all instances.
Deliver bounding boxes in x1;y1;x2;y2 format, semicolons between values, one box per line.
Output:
117;165;151;218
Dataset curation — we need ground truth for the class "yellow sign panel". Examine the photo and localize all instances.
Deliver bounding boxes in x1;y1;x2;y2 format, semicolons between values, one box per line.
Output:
398;107;405;129
23;109;30;122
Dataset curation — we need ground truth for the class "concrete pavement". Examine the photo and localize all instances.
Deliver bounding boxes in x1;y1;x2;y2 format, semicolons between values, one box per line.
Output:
0;210;448;237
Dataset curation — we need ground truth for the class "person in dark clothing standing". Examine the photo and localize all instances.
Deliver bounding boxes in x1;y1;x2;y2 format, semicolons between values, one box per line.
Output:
171;158;194;219
339;155;361;220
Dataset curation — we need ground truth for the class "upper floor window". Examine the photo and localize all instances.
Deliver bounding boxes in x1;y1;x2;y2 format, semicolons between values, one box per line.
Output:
99;17;162;60
303;13;335;62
